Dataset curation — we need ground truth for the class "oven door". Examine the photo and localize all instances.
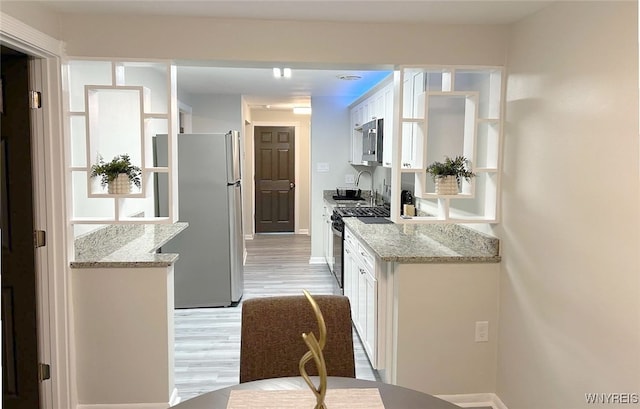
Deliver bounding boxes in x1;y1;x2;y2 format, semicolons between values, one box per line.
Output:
331;223;344;291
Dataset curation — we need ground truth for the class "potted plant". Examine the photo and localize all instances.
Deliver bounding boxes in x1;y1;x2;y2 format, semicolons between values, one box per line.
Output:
426;155;475;195
90;154;142;194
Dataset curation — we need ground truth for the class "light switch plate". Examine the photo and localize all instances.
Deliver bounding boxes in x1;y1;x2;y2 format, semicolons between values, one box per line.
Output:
475;321;489;342
316;162;329;173
345;174;355;184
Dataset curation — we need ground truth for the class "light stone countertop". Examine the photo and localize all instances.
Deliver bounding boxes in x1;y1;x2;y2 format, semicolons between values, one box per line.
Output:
343;218;500;263
71;222;189;268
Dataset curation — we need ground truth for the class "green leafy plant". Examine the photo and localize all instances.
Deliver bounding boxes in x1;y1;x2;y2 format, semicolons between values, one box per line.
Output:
90;154;142;188
426;155;476;186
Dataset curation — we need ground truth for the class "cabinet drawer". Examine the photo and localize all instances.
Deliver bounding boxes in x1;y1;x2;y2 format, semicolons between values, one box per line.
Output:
358;243;375;271
344;229;357;248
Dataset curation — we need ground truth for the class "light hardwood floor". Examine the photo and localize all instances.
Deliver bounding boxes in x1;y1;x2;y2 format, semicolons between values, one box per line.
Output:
174;234;380;401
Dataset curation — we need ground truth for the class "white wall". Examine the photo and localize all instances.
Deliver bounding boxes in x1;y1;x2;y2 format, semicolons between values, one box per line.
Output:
59;15;508;67
187;94;243;133
497;3;640;408
310;96;354;257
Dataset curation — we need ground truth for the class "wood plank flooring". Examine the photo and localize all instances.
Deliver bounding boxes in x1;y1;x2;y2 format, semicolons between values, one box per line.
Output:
174;234;380;402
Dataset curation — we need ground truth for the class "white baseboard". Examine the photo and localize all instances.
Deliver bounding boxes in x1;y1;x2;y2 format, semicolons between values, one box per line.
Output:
436;393;508;409
298;229;309;235
169;388;181;406
309;256;326;265
244;234;254;240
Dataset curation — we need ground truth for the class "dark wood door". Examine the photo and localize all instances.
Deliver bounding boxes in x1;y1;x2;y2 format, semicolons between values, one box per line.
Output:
254;126;295;233
1;46;40;409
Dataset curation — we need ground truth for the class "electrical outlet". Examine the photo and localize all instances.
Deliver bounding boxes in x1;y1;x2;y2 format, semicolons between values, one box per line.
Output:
345;174;355;184
475;321;489;342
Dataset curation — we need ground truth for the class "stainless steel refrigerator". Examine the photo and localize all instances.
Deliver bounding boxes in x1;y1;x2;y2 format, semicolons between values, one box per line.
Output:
154;131;244;308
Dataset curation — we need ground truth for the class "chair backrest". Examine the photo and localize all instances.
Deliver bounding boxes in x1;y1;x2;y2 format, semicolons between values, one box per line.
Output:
239;294;355;383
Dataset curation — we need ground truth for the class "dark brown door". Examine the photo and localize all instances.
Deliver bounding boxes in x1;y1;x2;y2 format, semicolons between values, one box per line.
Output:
1;46;40;409
254;126;295;233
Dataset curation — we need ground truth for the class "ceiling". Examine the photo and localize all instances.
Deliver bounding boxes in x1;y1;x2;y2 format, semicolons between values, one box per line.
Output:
176;66;393;110
38;0;553;111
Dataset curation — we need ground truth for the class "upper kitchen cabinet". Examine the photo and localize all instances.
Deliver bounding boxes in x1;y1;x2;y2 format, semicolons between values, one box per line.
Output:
394;66;503;223
349;75;394;167
66;60;178;226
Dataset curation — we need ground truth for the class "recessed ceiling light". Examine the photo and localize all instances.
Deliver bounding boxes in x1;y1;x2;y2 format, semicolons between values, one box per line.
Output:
337;74;362;81
273;67;292;78
293;107;312;115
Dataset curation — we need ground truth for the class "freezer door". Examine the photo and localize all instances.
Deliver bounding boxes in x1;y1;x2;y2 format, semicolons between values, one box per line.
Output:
226;131;241;183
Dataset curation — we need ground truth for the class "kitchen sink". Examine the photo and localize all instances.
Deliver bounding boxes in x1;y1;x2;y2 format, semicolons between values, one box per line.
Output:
332;195;365;202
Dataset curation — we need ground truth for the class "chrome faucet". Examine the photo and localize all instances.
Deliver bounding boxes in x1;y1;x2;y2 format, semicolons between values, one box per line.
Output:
355;170;375;206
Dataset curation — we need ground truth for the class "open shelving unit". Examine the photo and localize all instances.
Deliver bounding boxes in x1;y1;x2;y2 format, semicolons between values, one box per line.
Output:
393;66;504;223
66;59;178;227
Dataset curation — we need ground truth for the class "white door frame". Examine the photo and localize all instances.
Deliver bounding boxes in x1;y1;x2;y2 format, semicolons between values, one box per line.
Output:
0;12;72;409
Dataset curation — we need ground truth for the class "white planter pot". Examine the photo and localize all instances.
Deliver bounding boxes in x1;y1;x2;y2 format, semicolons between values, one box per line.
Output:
435;176;459;195
108;173;132;194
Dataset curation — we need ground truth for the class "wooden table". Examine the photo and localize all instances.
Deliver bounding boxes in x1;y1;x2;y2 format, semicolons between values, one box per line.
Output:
173;376;459;408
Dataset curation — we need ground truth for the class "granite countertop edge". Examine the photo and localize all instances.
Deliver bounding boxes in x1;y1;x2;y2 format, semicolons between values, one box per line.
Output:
71;222;188;269
343;218;501;264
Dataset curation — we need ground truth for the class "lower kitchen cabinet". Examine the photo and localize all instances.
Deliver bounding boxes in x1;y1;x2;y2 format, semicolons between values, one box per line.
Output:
344;227;382;369
322;204;334;272
342;220;501;395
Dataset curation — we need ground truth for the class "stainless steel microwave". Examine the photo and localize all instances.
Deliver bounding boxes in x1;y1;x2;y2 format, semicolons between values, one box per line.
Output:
361;118;383;165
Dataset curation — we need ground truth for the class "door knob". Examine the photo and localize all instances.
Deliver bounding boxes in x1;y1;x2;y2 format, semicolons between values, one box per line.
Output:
289;182;295;189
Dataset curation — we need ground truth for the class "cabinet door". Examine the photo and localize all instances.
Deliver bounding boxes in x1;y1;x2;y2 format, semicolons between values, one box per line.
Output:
323;212;334;272
363;269;378;365
356;261;368;340
350;105;365;164
382;83;394;167
363;100;373;124
357;262;377;363
343;240;357;321
374;89;385;120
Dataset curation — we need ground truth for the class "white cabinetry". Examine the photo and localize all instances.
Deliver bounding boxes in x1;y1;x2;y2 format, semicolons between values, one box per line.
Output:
349;105;365;165
382;82;394;167
343;227;380;368
348;75;393;166
322;203;334;272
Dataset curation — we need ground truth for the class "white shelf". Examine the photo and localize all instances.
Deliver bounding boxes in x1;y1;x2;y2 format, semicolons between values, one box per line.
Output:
394;66;504;224
67;59;176;225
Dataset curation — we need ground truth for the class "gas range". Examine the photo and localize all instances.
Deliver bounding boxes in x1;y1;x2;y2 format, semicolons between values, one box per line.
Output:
331;206;391;233
335;206;390;218
330;205;391;291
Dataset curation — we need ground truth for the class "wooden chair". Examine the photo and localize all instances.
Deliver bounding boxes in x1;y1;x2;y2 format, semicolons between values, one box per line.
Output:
239;294;356;383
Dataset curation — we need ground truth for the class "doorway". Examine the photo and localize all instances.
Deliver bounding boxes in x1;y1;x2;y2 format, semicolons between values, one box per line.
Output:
254;126;295;233
1;45;40;409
